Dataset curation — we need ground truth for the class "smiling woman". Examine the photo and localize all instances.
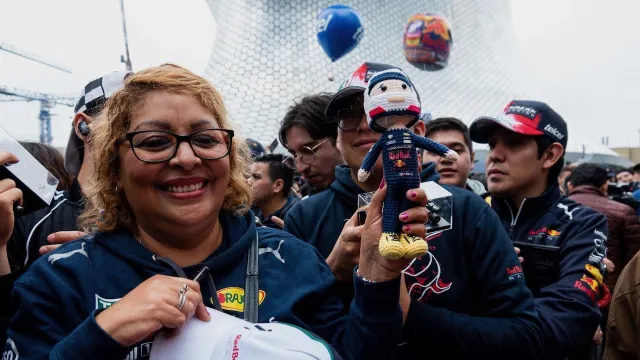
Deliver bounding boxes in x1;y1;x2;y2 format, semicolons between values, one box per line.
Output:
2;64;432;360
81;64;251;239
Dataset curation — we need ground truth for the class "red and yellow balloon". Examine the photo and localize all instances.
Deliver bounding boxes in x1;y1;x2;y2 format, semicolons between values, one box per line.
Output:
403;13;453;71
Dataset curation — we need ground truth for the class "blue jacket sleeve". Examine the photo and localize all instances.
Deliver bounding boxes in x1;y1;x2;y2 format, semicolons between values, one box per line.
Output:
402;206;544;359
534;208;607;358
3;255;129;360
359;139;383;174
410;133;451;157
295;248;403;360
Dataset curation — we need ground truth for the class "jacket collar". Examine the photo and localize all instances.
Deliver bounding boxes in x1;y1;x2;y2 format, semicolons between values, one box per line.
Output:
491;183;562;223
569;185;606;197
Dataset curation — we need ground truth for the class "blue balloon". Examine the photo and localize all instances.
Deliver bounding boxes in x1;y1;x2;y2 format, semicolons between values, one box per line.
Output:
316;5;364;62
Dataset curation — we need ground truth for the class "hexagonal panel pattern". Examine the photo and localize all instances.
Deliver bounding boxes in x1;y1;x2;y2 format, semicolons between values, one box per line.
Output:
205;0;527;146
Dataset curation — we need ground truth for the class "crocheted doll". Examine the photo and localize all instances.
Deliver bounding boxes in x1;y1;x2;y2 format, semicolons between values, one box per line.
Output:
357;69;459;260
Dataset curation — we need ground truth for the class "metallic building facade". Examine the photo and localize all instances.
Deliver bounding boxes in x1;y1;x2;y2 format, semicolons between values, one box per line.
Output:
205;0;527;145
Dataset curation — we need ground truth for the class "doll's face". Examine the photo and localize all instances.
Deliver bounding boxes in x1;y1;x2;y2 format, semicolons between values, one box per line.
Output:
369;79;413;98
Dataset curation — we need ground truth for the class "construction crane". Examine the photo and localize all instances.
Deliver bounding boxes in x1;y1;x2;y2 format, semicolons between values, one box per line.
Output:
0;42;73;144
0;85;75;144
119;0;133;71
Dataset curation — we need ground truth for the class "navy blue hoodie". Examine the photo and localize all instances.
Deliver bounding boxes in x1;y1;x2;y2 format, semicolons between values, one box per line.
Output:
490;184;608;359
3;211;403;360
286;163;544;359
284;165;361;258
254;195;299;229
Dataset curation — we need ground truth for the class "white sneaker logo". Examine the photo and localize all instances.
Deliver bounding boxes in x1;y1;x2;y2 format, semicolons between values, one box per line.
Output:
259;240;285;264
48;242;88;265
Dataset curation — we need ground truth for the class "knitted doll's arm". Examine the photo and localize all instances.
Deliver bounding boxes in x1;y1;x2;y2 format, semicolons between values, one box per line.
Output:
411;133;459;161
357;140;383;182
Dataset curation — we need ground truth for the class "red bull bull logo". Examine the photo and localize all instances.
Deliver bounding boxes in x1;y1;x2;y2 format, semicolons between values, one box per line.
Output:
574;275;599;302
217;287;266;312
546;229;561;237
585;264;603;284
404;251;453;301
580;275;599;292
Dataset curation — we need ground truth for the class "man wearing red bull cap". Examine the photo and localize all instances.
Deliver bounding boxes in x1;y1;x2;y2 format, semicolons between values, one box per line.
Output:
470;100;609;359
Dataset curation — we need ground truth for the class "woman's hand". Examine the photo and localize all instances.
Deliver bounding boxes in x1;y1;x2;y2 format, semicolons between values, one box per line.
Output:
358;180;429;282
95;275;210;347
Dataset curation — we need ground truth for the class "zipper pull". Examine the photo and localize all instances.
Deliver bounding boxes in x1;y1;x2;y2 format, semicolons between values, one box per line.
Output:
509;224;515;238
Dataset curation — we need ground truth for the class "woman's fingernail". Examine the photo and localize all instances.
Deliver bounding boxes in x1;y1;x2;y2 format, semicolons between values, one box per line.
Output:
410;191;417;199
400;212;408;220
379;178;386;189
403;226;410;232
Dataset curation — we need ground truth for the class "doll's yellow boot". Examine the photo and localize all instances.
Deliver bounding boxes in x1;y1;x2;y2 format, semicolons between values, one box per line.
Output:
378;232;404;260
401;234;428;259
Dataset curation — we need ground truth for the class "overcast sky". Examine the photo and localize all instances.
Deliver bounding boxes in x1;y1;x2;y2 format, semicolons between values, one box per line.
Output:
1;0;639;148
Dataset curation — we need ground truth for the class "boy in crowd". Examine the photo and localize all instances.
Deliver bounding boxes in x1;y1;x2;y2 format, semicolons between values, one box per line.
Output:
422;117;486;195
248;154;298;229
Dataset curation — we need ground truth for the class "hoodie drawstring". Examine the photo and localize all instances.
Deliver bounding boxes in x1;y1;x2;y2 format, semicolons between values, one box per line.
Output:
152;230;260;323
154;255;224;312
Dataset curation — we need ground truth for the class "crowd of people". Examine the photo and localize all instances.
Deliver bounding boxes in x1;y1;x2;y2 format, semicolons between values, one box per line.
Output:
0;61;639;360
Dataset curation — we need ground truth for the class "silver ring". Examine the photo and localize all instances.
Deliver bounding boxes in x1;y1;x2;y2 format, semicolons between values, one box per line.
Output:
180;284;189;294
177;284;189;311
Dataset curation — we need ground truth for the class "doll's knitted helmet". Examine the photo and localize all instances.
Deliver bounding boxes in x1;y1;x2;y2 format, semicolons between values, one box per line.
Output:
363;69;421;132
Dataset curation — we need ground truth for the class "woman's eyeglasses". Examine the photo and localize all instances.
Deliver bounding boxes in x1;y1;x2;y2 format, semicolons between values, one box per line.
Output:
282;138;330;167
118;128;234;163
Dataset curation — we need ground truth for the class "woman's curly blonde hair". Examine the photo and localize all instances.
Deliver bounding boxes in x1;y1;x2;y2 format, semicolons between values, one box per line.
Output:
79;64;252;234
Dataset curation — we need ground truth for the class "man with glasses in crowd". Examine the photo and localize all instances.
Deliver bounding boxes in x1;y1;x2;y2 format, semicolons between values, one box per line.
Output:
282;65;401;259
283;63;544;359
278;93;344;194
